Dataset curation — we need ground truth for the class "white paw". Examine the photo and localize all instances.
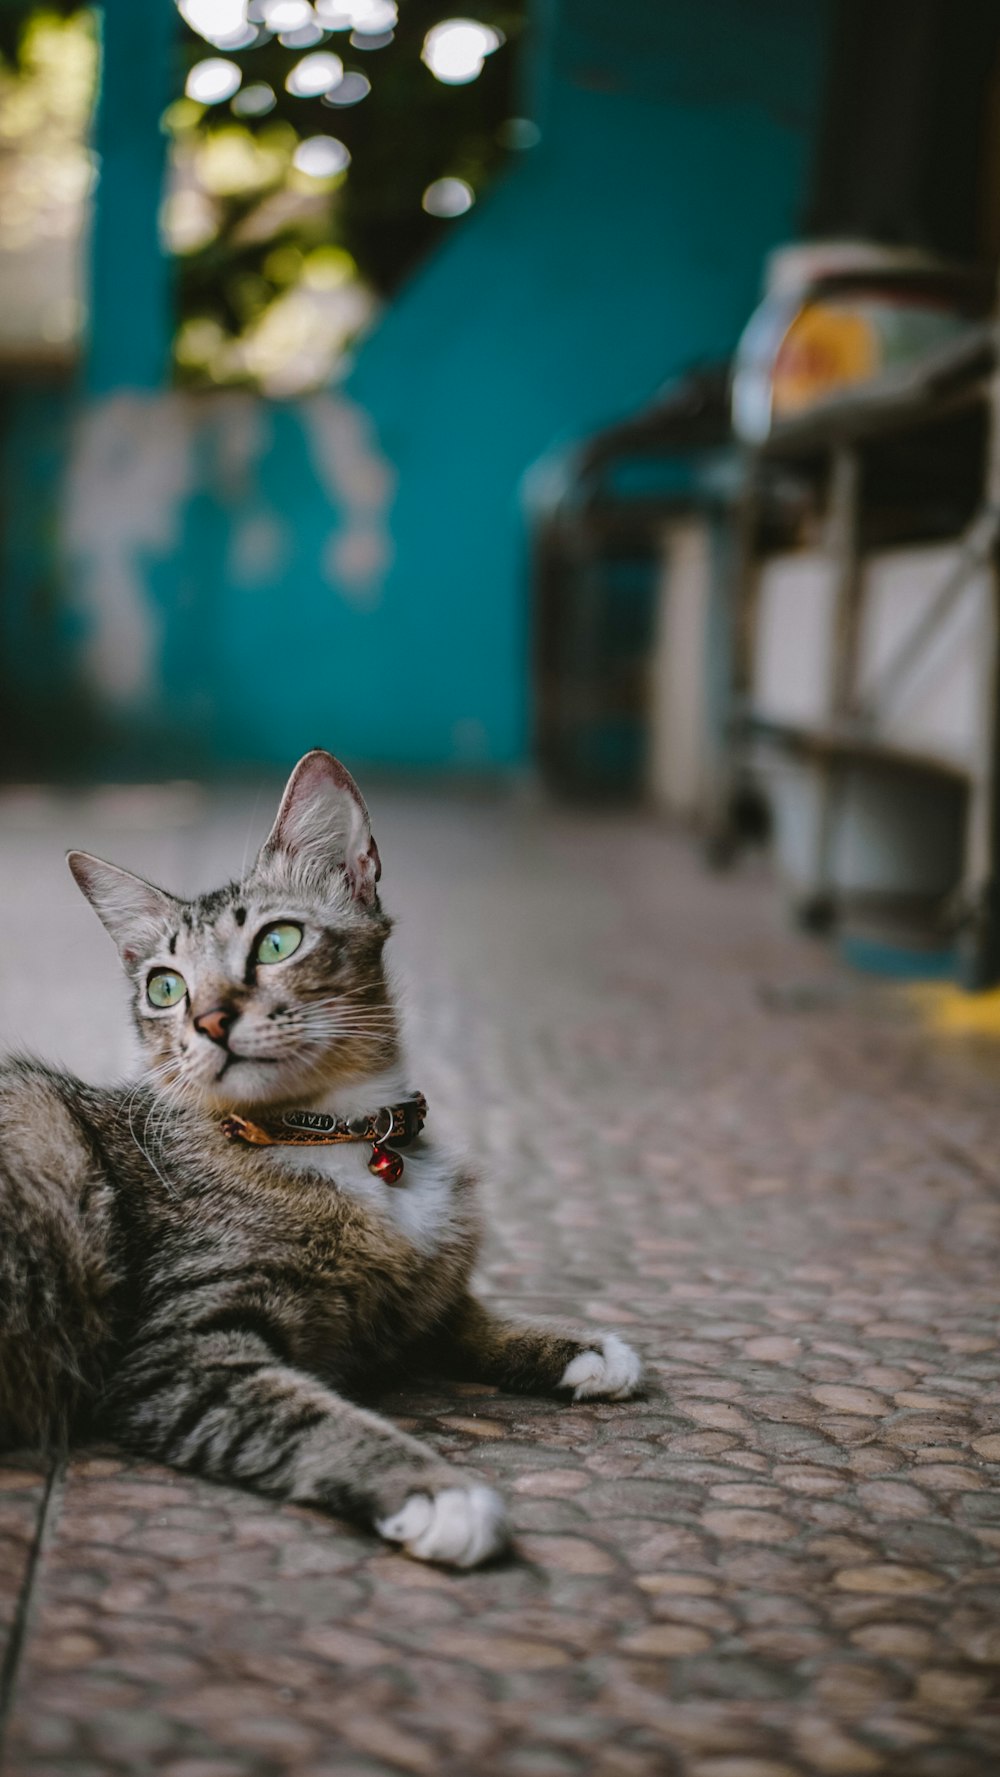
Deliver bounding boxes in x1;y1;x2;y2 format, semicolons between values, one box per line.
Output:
376;1484;509;1569
560;1332;643;1401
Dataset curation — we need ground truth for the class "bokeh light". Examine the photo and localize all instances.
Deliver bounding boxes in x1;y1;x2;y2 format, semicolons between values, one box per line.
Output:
178;0;256;49
350;30;393;50
231;81;277;116
258;0;314;30
422;175;474;216
286;52;345;97
323;71;371;106
292;134;351;176
161;185;218;253
421;19;502;85
279;22;325;46
167;0;521;393
185;58;243;104
497;116;540;150
315;0;398;29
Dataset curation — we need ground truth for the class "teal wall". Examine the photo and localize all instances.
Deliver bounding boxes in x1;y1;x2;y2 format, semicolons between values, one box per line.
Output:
346;0;830;768
86;0;175;396
0;0;830;777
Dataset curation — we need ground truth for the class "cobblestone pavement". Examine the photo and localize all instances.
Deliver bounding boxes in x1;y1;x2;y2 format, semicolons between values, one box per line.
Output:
2;785;1000;1776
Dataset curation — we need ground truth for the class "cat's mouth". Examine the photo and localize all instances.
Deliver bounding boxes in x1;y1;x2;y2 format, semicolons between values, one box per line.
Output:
215;1050;280;1081
179;1030;399;1111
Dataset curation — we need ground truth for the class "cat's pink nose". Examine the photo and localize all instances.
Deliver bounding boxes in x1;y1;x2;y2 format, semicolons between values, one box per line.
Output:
194;1006;233;1046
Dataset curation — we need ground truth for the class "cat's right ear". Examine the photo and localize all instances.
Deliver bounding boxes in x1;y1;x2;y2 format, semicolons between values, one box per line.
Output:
67;852;178;966
257;750;381;906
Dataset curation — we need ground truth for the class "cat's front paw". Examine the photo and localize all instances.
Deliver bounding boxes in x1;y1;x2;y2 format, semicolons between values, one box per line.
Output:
560;1332;643;1401
376;1484;509;1569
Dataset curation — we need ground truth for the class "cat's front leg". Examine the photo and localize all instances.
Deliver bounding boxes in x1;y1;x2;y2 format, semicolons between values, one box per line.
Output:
432;1294;644;1400
102;1332;509;1569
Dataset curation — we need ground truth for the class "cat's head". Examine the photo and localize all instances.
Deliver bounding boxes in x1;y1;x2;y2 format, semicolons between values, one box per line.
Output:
68;751;397;1108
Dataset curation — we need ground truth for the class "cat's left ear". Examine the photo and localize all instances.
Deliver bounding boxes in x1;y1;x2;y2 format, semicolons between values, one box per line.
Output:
67;851;180;966
259;750;381;906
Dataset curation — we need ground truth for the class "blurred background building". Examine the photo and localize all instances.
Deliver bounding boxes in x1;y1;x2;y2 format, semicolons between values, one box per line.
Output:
5;0;1000;981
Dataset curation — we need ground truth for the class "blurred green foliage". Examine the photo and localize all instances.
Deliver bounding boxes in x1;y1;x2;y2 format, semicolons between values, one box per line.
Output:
0;2;528;390
171;2;526;388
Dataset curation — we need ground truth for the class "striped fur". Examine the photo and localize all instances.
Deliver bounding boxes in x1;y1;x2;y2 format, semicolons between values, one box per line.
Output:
0;753;642;1567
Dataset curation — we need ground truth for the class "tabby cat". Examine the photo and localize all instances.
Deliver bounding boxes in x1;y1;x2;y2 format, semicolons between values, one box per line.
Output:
0;751;641;1567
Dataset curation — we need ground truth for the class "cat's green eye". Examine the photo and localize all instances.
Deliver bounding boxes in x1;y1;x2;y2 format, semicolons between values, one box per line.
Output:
256;922;303;965
147;970;186;1009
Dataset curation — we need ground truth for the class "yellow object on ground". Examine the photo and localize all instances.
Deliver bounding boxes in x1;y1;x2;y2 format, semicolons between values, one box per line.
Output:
908;981;1000;1036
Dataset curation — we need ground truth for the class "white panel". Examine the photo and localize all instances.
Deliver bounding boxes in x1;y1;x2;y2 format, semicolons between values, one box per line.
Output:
752;552;839;726
763;754;963;898
856;546;990;770
755;755;825;891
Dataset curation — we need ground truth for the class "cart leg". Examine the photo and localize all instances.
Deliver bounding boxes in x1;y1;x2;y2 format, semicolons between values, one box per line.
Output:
958;371;1000;990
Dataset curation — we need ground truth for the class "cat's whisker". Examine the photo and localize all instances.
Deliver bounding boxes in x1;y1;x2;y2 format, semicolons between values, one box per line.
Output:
275;1009;401;1037
272;1017;399;1037
303;1010;378;1023
278;1030;398;1047
141;1102;171;1163
112;1061;177;1131
127;1066;180;1123
127;1084;181;1200
282;1009;399;1037
306;990;393;1008
282;1002;397;1023
279;1026;398;1039
121;1062;182;1135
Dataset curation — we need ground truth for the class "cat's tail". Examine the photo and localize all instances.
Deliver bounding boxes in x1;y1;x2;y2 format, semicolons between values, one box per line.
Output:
0;1059;118;1449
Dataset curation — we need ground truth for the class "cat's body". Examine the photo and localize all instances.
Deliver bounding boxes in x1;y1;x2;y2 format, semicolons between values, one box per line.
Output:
0;752;641;1568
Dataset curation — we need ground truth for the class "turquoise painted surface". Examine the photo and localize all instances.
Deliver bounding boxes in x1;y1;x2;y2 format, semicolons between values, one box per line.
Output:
342;0;830;769
0;388;79;773
839;936;959;982
50;391;401;774
87;0;175;395
1;0;830;776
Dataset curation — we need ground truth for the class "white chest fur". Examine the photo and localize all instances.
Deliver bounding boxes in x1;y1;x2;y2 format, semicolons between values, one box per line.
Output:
254;1068;459;1256
270;1136;458;1255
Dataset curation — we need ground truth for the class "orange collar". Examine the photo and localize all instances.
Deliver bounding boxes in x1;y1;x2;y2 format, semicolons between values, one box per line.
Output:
220;1092;427;1186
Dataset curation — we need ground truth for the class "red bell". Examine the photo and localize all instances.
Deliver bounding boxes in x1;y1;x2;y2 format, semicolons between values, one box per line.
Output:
369;1142;405;1184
